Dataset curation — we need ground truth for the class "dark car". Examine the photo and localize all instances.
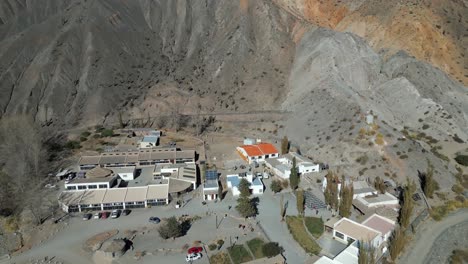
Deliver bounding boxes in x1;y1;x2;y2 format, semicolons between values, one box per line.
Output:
82;213;92;221
122;209;131;216
110;209;120;219
149;217;161;224
188;247;203;254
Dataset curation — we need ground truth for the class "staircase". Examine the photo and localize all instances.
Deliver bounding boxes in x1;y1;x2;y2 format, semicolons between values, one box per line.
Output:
304;191;327;209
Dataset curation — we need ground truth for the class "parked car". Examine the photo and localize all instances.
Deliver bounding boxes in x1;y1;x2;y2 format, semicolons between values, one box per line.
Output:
187;247;203;254
93;212;101;219
82;213;92;221
256;172;263;179
110;210;120;219
186;253;202;262
101;211;109;219
148;217;160;224
122;209;131;216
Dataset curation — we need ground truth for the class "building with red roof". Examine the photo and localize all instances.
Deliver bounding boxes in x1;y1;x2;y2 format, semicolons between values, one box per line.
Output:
236;143;279;164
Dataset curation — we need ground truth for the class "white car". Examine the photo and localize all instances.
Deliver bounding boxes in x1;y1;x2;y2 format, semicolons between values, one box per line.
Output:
186;253;202;262
93;212;101;219
110;210;120;219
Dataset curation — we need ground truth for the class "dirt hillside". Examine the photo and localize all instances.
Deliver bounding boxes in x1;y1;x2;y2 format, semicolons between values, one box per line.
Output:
273;0;468;86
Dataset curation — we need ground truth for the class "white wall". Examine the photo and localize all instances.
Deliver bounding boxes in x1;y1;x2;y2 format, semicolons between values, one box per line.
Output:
117;172;134;181
298;164;320;173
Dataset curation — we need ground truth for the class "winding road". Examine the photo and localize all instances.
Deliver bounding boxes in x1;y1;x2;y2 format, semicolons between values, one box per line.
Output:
398;209;468;264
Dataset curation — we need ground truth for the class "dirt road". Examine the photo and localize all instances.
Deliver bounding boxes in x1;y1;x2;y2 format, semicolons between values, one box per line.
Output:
398;209;468;264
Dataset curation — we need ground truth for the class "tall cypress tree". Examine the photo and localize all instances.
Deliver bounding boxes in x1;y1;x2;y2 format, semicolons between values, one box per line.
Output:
289;157;299;190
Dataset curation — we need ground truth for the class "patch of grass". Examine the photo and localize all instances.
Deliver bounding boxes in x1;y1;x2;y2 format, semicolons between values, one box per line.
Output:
285;216;321;255
210;252;231;264
246;238;265;259
228;245;253;264
304;217;324;238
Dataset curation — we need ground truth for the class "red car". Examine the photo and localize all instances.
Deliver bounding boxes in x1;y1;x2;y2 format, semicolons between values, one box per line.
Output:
187;247;203;254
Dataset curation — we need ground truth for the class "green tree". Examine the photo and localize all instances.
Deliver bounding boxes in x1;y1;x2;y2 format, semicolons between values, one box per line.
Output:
262;242;284;258
289;157;299;190
238;178;251;197
389;228;407;262
158;216;183;239
399;178;416;229
296;189;305;216
339;176;354;218
324;171;339;210
100;128;114;137
236;196;257;218
280;194;286;221
236;178;257;218
420;161;437;198
281;136;289;155
270;180;283;193
358;241;375;264
374;176;386;194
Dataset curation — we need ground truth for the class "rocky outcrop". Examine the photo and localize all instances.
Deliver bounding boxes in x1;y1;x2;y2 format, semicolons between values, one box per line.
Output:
273;0;468;86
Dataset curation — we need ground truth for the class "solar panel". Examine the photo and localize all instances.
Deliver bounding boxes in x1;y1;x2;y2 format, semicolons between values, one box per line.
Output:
206;170;218;181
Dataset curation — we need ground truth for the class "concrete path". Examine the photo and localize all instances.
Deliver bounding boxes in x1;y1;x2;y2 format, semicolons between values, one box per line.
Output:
398;209;468;264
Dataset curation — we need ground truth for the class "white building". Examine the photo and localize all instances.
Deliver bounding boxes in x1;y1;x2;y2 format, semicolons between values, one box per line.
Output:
266;152;320;179
226;173;264;196
58;184;169;212
139;135;159;149
111;166;136;181
153;162;198;190
65;167;118;191
332;218;383;249
203;170;219;201
236;143;279;164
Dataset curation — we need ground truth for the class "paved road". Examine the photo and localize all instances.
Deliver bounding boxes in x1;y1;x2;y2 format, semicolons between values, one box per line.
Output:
398;209;468;264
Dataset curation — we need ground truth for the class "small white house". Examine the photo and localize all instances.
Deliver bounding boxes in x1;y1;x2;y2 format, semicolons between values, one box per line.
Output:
203;170;219;201
226;174;264;196
332;218;383;248
139;135;159;149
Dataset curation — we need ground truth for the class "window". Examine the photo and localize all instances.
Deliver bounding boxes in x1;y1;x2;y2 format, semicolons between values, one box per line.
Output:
99;184;107;188
335;232;345;239
88;185;97;189
67;186;77;190
78;185;86;190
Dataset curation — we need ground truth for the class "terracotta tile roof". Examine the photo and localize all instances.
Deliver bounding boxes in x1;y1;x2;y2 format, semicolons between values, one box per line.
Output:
239;143;278;157
257;143;278;155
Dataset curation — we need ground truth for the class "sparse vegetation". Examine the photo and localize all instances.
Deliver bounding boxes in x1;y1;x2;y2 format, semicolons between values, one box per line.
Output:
430;199;468;221
285;216;321;255
64;140;81;149
210;252;231;264
100;129;114;137
356;154;369;165
158;216;184;239
281;136;289;155
208;243;217;251
449;249;468;264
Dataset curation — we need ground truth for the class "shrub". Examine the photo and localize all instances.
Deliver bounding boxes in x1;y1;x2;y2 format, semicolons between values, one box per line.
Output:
64;140;81;149
100;129;114;137
455;155;468;166
270;180;283;193
210;252;231;264
262;242;283;258
217;239;224;249
80;136;87;142
451;184;464;194
356;155;368;165
158;216;183;239
422;124;430;130
81;131;91;137
281;180;289;189
92;134;101;139
209;244;217;251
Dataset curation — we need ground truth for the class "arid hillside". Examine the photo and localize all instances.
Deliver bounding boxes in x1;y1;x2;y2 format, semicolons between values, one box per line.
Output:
273;0;468;86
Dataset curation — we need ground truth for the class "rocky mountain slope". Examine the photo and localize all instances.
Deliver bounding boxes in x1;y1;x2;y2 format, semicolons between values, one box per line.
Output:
0;0;299;126
0;0;466;188
273;0;468;86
